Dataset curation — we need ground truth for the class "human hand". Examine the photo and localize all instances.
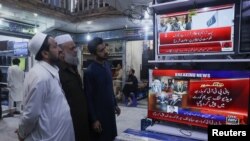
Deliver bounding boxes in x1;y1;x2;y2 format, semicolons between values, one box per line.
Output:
92;120;102;134
115;106;121;116
15;129;24;141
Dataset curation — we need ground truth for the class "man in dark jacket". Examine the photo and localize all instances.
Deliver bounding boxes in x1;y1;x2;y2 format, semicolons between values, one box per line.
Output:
84;37;121;141
55;34;90;141
122;68;138;106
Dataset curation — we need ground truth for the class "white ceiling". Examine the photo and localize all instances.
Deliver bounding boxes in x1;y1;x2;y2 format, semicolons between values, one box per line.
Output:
0;0;153;33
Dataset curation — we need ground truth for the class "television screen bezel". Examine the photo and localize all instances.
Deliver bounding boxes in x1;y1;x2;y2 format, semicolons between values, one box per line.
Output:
154;0;241;57
148;69;250;128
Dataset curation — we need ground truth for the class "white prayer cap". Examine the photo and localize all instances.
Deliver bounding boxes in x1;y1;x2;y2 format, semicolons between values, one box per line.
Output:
55;34;73;45
28;32;47;56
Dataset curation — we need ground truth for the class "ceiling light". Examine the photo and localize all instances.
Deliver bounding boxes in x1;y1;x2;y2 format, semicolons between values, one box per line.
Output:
33;13;38;17
86;33;91;41
0;4;2;8
201;7;209;12
87;21;92;24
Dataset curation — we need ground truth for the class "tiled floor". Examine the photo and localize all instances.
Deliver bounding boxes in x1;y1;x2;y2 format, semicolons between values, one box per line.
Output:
0;99;148;141
0;115;20;141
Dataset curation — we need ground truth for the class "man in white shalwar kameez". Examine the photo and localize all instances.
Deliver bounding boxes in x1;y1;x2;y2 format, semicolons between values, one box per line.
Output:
16;32;75;141
7;58;24;115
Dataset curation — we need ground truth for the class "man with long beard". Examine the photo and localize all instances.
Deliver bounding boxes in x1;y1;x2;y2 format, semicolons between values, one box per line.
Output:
55;34;90;141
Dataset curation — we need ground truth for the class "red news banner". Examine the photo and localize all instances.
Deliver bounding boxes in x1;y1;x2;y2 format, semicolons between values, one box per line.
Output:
159;27;232;54
188;79;249;114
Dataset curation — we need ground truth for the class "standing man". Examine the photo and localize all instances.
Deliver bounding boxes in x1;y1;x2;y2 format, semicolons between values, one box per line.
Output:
16;32;75;141
84;37;121;141
55;34;90;141
7;58;24;116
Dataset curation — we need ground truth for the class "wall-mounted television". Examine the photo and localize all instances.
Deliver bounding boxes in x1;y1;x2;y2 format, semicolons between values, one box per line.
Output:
157;3;239;55
239;0;250;53
13;42;29;56
148;69;250;128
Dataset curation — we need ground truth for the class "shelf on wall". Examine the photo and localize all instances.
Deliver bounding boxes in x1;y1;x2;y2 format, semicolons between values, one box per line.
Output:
109;53;122;57
0;82;7;85
82;53;91;55
0;66;9;68
82;53;122;58
109;57;122;61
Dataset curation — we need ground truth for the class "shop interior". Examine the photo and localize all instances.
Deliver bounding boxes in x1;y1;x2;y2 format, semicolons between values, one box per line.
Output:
0;0;250;140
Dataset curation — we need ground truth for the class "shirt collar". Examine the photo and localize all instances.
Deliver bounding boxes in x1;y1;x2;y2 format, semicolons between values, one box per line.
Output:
94;60;107;68
39;61;60;80
58;61;78;74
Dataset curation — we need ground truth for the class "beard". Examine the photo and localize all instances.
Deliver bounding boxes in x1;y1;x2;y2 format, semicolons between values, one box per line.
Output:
64;52;79;66
48;53;59;66
97;53;109;61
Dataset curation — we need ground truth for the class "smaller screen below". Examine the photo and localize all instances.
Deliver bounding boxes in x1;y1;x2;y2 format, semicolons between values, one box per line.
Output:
148;69;250;128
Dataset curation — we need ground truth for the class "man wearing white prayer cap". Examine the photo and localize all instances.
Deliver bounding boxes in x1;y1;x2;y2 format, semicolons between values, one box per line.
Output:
55;34;79;66
55;34;90;141
17;32;75;141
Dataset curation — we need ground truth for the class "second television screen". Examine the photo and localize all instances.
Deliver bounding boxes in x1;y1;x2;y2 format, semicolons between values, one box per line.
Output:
157;4;236;55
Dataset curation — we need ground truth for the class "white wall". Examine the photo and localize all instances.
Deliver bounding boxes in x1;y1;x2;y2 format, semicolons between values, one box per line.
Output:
125;41;143;82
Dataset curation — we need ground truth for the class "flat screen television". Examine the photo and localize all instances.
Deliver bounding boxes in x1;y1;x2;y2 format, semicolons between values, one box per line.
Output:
13;42;29;56
239;0;250;53
157;3;239;55
148;69;250;128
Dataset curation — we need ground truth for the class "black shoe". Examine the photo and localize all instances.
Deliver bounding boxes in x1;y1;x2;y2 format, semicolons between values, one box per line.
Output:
13;111;21;115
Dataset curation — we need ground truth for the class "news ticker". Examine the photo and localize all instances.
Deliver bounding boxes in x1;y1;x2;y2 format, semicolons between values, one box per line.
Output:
208;125;249;140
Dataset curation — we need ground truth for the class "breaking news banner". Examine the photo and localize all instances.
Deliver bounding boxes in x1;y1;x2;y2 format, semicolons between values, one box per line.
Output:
208;125;249;140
